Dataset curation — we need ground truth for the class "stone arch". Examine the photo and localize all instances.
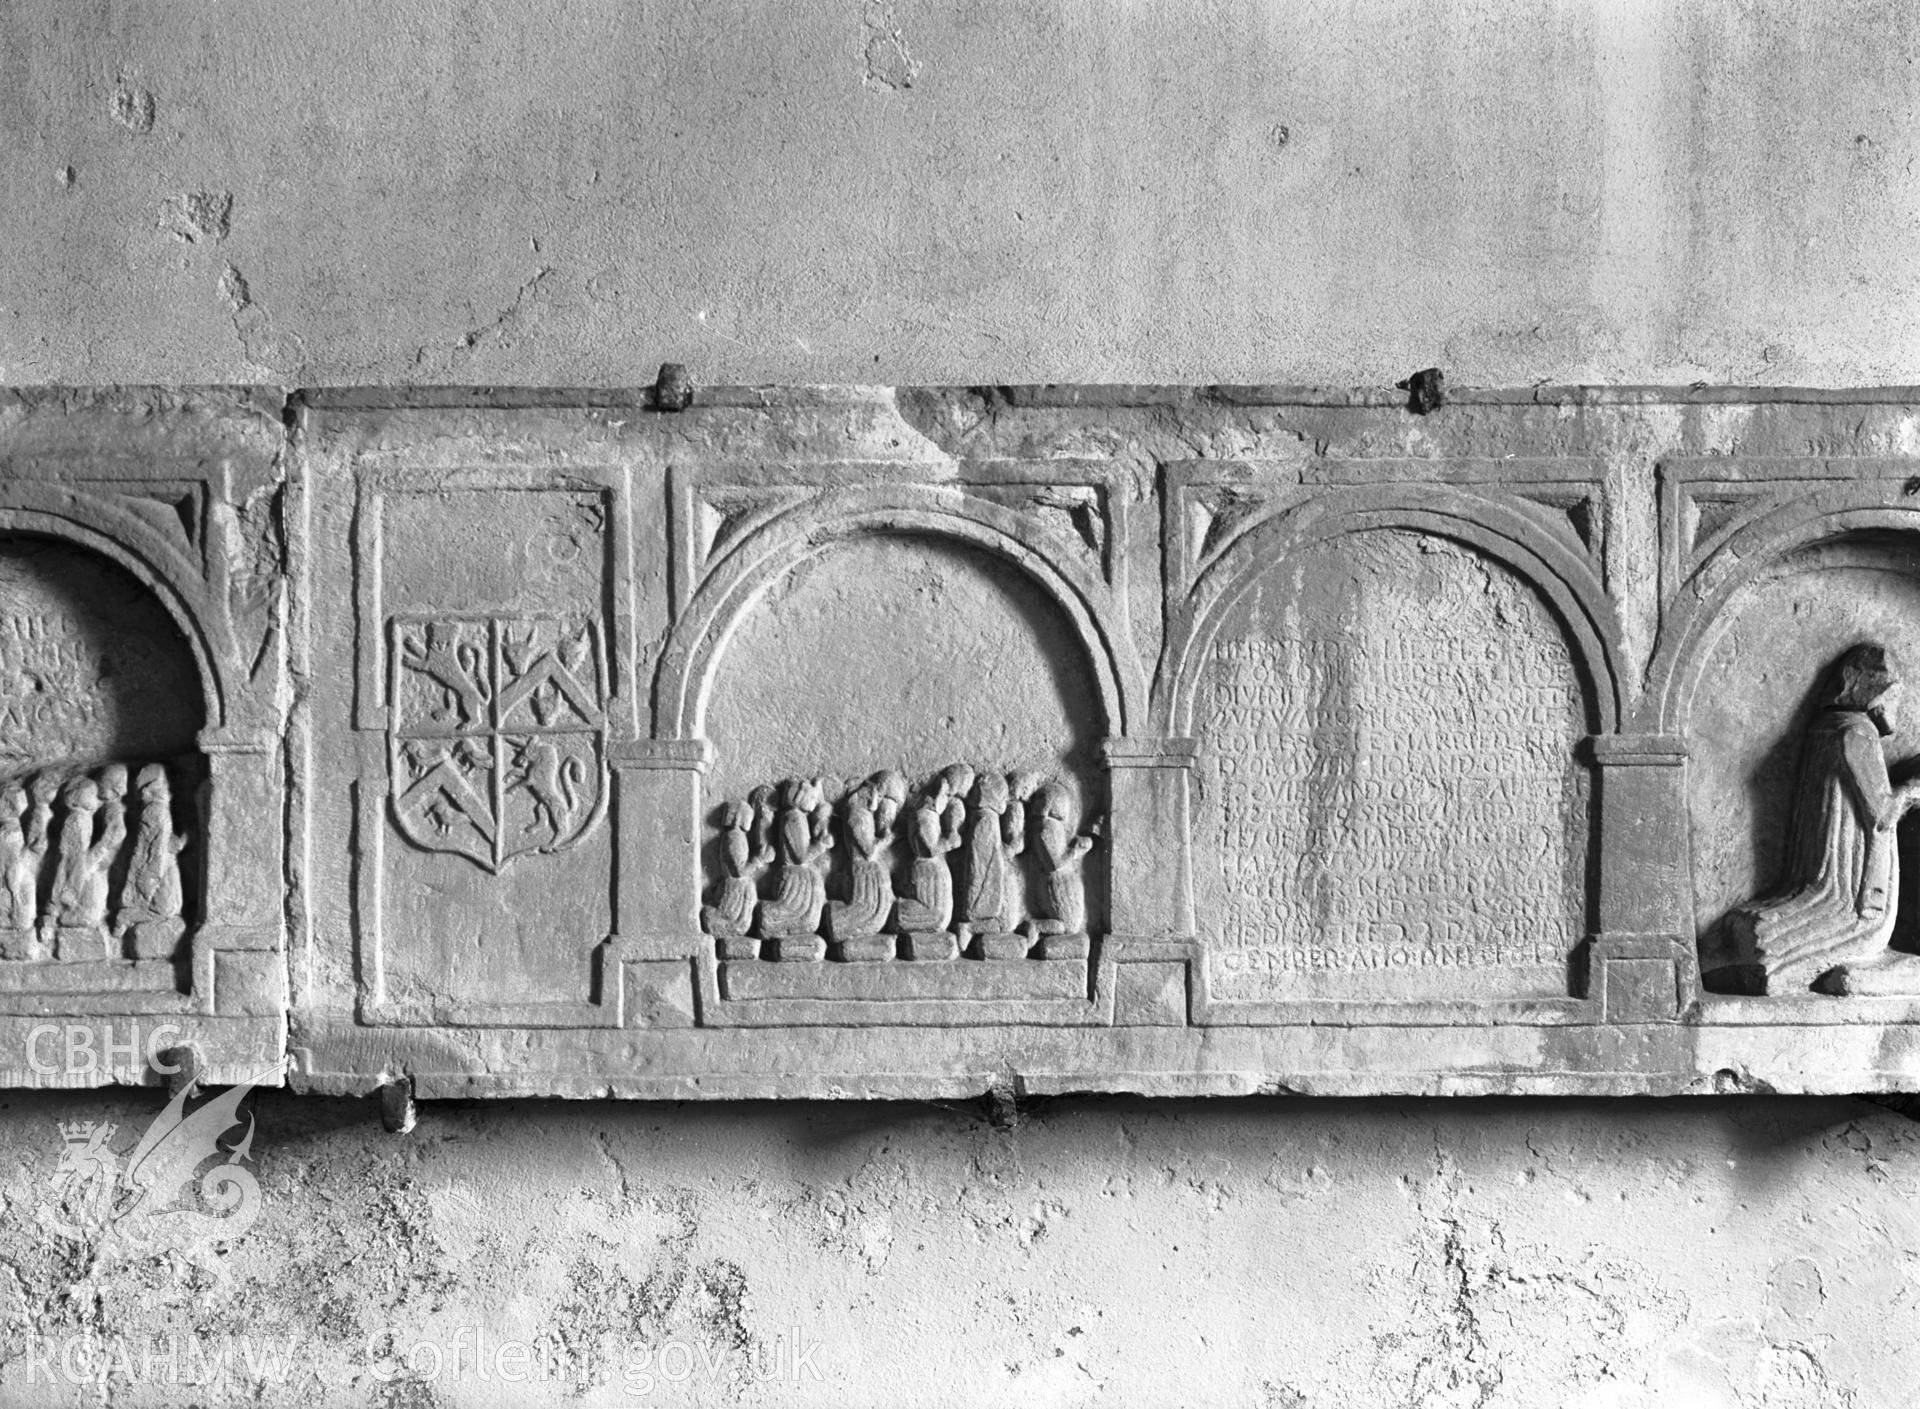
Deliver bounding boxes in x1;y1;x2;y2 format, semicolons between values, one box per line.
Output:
653;485;1143;743
1647;497;1920;735
0;487;232;728
1163;488;1624;738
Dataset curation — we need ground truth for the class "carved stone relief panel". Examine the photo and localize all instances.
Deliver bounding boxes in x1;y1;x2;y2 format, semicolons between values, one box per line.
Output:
700;533;1107;1001
0;390;288;1089
1190;529;1591;1013
0;538;203;968
1159;453;1616;1028
16;384;1918;1100
1691;546;1920;990
1657;456;1920;1013
337;466;629;1029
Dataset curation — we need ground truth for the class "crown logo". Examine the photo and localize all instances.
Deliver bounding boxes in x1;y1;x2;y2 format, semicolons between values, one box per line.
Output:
58;1119;114;1145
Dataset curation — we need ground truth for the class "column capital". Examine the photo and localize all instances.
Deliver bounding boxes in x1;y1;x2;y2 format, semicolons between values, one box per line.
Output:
1587;734;1686;766
610;738;712;771
1102;737;1199;770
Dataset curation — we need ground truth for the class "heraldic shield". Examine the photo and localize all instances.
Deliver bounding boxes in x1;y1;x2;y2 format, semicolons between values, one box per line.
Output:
388;615;610;872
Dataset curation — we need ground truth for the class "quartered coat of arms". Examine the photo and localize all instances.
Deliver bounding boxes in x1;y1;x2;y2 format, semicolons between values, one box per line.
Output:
388;615;609;872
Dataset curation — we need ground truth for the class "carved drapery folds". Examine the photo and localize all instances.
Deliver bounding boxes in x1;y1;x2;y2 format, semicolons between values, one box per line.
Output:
704;768;1100;963
1664;483;1920;1005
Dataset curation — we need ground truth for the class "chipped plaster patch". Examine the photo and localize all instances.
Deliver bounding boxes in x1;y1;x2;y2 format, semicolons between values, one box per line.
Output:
862;0;920;90
160;191;233;244
218;262;305;376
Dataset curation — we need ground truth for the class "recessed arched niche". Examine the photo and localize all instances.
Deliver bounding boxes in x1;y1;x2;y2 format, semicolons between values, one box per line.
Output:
1192;528;1592;1004
1690;532;1920;984
0;534;204;966
0;536;202;767
703;530;1107;945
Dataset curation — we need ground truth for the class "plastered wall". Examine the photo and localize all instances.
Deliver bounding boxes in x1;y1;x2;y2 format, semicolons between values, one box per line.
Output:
3;2;1919;1404
4;0;1920;388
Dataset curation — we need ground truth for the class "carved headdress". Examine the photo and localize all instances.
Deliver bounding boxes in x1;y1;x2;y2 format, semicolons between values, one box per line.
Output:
1822;644;1899;731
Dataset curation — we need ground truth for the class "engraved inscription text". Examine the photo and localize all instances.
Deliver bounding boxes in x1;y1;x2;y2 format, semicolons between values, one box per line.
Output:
1197;532;1587;1002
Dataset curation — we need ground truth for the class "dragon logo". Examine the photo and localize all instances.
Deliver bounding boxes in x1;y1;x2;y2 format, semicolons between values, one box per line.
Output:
387;615;609;872
38;1065;276;1257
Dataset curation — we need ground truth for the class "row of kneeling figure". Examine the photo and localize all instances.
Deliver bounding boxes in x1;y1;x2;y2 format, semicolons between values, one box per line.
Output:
0;762;190;964
704;767;1102;963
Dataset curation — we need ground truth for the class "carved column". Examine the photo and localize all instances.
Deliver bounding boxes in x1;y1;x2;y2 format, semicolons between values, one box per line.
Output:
609;739;709;949
1587;734;1696;1021
1101;737;1198;952
193;724;285;1016
606;738;708;1028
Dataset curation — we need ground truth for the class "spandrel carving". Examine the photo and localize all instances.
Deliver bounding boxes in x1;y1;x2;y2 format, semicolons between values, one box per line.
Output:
1713;645;1920;995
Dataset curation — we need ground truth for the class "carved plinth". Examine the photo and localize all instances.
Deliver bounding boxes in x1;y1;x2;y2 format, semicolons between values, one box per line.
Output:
0;927;39;961
1584;932;1686;1020
54;925;110;962
714;936;761;961
1814;954;1920;997
900;932;958;961
972;933;1032;961
832;937;896;962
766;936;826;962
125;917;186;962
721;956;1085;1002
1034;932;1090;961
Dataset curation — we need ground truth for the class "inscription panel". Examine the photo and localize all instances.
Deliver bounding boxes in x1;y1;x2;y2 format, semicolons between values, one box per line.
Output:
1196;531;1588;1004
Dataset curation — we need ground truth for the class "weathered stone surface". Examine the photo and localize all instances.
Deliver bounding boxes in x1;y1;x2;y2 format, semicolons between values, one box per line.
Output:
1192;529;1587;1010
23;385;1920;1097
0;389;287;1089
